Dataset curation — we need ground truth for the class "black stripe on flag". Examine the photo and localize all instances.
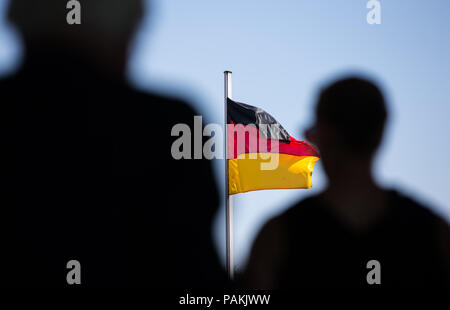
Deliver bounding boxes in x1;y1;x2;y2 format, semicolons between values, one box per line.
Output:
227;98;291;142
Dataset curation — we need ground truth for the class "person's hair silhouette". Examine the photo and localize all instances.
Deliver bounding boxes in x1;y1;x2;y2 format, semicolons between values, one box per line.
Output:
312;78;386;156
9;0;143;77
243;76;450;288
0;0;224;287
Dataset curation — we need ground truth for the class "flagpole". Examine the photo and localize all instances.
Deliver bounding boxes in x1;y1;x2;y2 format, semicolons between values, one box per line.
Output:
224;70;234;280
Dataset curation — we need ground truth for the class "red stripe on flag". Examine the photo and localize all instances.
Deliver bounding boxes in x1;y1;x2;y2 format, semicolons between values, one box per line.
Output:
227;123;319;159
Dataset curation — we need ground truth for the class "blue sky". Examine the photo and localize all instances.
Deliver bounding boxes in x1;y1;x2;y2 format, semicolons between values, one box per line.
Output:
1;0;449;271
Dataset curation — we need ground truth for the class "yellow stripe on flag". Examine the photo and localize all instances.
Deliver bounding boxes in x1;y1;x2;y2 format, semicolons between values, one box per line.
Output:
228;153;319;195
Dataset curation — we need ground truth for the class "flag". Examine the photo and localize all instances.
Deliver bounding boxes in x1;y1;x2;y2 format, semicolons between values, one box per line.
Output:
227;98;320;195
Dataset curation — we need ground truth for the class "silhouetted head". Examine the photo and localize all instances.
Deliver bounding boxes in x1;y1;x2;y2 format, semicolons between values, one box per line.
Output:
306;77;387;180
8;0;145;75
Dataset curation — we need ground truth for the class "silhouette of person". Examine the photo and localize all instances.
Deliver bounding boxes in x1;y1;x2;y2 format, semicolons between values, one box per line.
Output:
0;0;224;287
243;77;450;288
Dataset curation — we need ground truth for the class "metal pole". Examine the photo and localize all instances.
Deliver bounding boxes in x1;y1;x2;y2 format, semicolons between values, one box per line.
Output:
224;71;234;280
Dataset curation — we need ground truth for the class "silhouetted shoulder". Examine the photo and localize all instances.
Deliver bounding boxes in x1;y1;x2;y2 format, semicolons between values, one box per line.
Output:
288;190;449;286
269;194;327;236
389;190;450;285
243;195;322;288
281;194;323;218
279;190;448;228
130;87;199;117
388;190;443;223
0;73;23;98
250;195;322;250
0;74;14;88
250;194;324;252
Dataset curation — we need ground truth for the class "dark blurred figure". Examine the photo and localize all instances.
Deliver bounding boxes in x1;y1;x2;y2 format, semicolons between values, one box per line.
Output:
243;77;450;288
0;0;224;287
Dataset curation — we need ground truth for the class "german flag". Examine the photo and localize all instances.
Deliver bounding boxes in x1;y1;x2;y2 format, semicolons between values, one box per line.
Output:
227;98;320;195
